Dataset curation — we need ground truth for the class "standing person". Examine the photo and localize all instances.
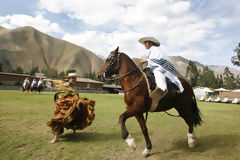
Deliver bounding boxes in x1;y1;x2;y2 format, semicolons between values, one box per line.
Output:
43;72;95;143
138;37;184;101
23;77;29;90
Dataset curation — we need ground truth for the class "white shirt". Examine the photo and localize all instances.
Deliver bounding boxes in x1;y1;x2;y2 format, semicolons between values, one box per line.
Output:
38;80;43;86
144;46;184;92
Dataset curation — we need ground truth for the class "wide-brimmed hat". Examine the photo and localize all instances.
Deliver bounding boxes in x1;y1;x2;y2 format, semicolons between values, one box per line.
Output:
67;72;77;78
138;37;160;46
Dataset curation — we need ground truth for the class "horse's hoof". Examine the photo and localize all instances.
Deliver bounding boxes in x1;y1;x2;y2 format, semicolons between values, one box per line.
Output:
187;133;197;148
130;140;137;150
125;134;137;150
141;148;151;157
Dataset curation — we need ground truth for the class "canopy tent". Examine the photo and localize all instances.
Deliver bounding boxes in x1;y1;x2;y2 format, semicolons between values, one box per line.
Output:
193;87;213;98
203;88;213;93
214;87;230;92
232;89;240;92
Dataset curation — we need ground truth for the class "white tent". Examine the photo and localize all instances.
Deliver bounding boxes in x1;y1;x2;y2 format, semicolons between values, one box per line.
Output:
194;87;213;98
232;89;240;92
214;87;230;92
203;88;213;93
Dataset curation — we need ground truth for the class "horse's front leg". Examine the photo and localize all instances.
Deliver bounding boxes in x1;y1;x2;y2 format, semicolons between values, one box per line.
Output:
119;110;137;150
135;113;152;157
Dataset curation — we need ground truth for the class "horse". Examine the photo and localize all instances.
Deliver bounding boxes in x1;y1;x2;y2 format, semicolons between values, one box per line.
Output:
99;47;202;157
22;82;31;92
37;82;45;94
31;83;38;92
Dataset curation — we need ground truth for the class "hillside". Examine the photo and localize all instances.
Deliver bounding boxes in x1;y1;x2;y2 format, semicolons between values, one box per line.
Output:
0;26;104;76
170;56;240;77
0;26;239;78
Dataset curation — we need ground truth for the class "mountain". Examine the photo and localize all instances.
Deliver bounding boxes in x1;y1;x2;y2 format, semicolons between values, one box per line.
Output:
0;26;104;76
0;26;239;78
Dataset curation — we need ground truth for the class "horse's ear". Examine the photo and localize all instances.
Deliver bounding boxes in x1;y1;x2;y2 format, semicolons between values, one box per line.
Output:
114;46;119;53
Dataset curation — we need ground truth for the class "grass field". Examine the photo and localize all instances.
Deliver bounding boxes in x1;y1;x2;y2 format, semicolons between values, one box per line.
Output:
0;90;240;160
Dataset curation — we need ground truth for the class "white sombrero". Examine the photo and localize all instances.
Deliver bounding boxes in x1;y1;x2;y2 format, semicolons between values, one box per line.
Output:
67;72;77;78
138;37;160;46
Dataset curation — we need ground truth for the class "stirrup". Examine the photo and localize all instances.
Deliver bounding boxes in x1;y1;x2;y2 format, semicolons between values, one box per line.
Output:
149;88;167;101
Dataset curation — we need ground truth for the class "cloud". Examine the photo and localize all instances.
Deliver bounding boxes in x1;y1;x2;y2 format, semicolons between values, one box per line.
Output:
38;0;220;60
62;30;143;57
0;14;63;34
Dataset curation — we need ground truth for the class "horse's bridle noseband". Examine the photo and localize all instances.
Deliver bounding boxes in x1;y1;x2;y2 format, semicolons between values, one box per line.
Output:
104;52;121;77
103;51;144;92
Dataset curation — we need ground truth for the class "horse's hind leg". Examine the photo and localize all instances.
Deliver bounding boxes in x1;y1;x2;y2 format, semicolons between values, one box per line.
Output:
175;106;197;148
135;114;152;157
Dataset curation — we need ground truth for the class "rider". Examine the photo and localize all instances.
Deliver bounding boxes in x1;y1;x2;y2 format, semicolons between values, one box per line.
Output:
23;77;29;89
139;37;184;101
31;78;37;89
37;78;43;87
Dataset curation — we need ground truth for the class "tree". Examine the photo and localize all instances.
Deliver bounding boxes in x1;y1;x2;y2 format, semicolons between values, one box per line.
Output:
29;66;39;76
42;68;58;78
185;60;199;87
223;67;236;89
231;43;240;66
14;66;24;74
198;66;217;88
235;75;240;88
58;71;66;79
216;74;224;88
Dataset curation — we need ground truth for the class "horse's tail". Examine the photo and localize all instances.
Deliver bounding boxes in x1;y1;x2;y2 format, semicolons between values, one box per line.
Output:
191;94;202;126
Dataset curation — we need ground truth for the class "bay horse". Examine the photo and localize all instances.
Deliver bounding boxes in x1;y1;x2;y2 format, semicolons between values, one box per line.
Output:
31;83;38;92
99;47;202;157
37;82;45;94
22;82;31;92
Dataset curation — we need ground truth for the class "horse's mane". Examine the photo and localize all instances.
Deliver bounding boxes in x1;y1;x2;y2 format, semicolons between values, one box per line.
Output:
120;52;139;68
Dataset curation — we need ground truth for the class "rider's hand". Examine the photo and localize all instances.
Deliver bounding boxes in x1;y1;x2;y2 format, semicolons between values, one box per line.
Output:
140;60;147;65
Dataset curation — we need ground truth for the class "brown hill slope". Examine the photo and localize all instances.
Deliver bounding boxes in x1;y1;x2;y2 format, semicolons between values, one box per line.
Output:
0;26;104;76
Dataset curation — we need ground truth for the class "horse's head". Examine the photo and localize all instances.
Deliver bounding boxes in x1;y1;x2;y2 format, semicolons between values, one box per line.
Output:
99;47;121;79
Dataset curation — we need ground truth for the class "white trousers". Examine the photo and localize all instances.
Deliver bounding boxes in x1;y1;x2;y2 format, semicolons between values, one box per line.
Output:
23;82;27;89
153;68;167;91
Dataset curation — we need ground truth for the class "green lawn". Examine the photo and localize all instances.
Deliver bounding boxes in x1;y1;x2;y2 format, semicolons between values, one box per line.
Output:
0;90;240;160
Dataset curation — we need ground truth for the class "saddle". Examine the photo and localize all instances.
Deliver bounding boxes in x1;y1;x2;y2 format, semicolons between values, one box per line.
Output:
143;67;181;112
143;67;180;96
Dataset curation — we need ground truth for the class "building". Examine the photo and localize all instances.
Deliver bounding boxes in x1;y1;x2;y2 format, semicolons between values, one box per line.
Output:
0;72;103;90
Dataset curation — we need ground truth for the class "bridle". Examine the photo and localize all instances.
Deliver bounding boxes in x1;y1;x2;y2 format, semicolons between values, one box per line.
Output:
103;52;144;92
104;52;121;78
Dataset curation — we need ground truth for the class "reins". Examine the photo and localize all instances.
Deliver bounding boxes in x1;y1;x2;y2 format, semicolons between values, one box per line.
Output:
122;74;144;92
164;111;180;117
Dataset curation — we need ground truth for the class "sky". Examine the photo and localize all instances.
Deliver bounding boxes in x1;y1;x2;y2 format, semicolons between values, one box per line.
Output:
0;0;240;69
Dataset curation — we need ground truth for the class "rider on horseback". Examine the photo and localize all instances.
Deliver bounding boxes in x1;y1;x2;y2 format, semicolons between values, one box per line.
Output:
23;77;29;89
37;78;43;87
139;37;184;102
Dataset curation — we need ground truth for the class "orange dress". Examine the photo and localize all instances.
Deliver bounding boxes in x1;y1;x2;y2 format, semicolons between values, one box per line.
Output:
48;80;95;135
